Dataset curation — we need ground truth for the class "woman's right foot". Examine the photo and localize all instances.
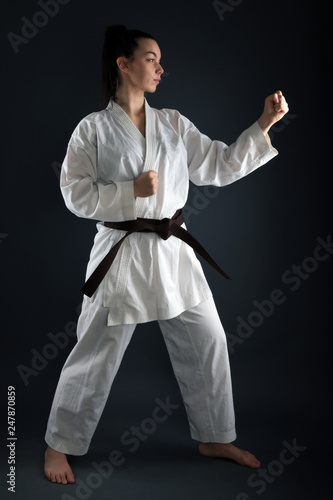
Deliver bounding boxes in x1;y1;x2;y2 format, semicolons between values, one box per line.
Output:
44;446;75;484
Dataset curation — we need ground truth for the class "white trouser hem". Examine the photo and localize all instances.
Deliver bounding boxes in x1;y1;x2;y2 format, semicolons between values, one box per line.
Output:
45;433;89;456
190;428;237;444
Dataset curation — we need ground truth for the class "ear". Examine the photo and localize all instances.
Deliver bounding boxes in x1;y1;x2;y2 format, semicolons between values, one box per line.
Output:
116;57;130;74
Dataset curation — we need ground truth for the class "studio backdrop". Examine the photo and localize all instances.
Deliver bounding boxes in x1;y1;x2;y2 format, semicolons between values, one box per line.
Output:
1;1;331;499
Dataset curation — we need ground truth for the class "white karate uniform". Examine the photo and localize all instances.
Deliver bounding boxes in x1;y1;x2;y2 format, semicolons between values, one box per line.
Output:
45;98;278;454
60;99;277;326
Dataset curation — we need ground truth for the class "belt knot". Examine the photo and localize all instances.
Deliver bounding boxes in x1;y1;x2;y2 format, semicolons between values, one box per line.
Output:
155;218;173;240
80;208;231;297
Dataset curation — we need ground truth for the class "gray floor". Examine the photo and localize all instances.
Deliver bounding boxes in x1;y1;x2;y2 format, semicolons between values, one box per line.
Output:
2;410;330;500
2;322;331;500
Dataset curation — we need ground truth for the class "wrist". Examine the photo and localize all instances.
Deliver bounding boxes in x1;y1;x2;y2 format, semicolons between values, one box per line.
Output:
133;178;138;198
257;115;272;136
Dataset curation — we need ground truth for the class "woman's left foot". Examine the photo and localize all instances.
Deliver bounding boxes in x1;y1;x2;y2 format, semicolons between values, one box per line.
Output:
198;442;260;469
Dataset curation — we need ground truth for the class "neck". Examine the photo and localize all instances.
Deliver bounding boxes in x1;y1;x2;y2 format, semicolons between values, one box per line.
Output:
116;86;145;115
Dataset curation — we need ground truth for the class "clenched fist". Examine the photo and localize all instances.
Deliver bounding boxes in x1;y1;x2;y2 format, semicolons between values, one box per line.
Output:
258;90;289;135
133;170;158;198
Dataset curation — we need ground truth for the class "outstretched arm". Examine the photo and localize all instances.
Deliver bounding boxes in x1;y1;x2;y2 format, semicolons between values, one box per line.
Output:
257;90;289;136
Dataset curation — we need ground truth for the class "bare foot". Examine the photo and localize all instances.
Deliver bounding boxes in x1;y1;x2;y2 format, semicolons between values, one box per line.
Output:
44;446;75;484
198;442;260;469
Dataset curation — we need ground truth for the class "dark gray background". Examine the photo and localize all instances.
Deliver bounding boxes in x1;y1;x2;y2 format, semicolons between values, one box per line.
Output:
1;0;331;499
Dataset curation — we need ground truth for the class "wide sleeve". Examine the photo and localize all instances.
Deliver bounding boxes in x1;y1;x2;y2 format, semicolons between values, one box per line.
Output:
177;112;278;186
60;117;136;221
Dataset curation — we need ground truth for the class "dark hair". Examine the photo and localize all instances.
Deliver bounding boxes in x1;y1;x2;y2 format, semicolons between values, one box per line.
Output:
101;25;155;107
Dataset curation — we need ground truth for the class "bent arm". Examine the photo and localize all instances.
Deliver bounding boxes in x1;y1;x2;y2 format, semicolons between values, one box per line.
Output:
178;90;289;187
60;117;136;222
184;120;278;187
60;145;135;221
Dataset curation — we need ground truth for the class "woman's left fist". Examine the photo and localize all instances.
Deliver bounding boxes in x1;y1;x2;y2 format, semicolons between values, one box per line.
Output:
258;90;289;134
273;90;289;115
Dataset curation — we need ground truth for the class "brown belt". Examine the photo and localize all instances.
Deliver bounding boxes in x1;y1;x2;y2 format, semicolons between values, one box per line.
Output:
81;209;231;297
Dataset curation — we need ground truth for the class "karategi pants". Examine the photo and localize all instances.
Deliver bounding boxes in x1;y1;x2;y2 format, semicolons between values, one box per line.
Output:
45;293;236;455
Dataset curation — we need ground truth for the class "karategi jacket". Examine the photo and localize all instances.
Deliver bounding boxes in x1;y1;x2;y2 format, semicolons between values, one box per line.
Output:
60;98;278;326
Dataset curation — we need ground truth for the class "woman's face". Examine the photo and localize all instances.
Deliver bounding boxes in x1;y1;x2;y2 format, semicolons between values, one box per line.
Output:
118;38;164;94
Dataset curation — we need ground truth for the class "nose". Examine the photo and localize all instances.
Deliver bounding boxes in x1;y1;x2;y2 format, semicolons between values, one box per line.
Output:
157;63;164;75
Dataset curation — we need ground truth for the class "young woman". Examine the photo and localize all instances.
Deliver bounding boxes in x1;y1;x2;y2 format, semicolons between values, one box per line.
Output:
44;25;289;484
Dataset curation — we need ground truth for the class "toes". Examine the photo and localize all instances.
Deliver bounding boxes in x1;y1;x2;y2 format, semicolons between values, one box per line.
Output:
247;453;260;468
251;458;260;467
46;470;73;485
49;472;57;483
66;472;75;484
251;461;260;469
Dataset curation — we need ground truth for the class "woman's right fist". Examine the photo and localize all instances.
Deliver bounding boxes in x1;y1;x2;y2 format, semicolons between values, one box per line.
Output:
133;170;158;198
